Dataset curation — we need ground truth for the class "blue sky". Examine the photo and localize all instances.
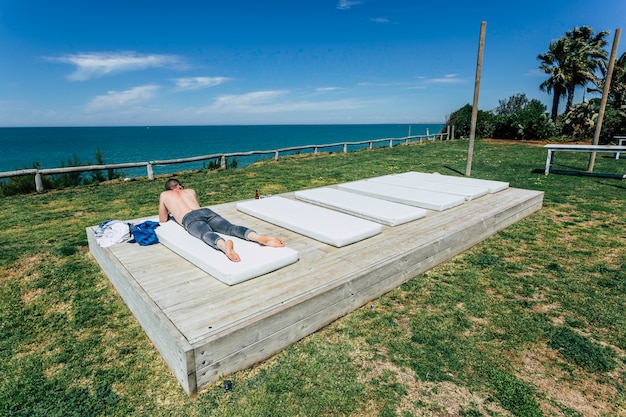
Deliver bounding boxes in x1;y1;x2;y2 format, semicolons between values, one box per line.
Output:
0;0;624;127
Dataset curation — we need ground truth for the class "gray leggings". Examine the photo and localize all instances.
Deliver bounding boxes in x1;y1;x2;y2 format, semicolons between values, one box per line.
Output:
181;208;254;250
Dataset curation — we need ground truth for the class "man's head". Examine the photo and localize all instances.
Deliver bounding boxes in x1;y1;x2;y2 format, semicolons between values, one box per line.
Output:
165;178;183;190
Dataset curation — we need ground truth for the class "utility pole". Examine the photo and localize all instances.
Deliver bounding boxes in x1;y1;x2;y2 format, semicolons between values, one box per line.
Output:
466;21;486;176
588;28;621;172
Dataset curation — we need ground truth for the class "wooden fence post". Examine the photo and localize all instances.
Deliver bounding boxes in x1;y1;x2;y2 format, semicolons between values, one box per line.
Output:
147;163;154;180
35;172;44;193
220;156;226;169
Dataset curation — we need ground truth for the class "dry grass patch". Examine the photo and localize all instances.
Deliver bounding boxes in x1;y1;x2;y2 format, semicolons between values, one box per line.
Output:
357;355;507;416
518;349;619;416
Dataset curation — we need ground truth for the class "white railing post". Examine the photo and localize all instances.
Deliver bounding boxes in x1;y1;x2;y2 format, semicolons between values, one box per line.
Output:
220;155;226;169
147;163;154;180
35;172;44;193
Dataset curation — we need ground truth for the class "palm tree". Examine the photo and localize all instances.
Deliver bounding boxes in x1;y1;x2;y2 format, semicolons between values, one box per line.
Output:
538;26;609;121
590;51;626;109
611;52;626;109
538;38;570;121
563;26;609;110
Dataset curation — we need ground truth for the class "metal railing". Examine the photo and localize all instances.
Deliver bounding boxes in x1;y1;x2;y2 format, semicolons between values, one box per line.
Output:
0;132;450;192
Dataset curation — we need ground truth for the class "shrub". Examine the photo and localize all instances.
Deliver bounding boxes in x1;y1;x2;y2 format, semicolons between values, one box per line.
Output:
445;104;496;138
560;98;626;143
492;95;556;140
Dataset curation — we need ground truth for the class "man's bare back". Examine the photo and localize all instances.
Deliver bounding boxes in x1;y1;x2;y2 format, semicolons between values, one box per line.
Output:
159;187;200;224
158;180;284;262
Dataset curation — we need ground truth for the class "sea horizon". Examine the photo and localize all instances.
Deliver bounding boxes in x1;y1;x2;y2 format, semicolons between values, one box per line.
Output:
0;123;445;178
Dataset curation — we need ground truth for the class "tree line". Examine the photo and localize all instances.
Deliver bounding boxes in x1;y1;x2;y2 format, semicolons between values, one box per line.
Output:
446;26;626;142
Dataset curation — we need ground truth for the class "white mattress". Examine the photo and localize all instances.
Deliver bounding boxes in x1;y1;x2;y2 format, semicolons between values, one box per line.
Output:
236;196;382;247
294;187;427;226
155;220;299;286
337;180;465;211
369;174;489;200
396;171;509;193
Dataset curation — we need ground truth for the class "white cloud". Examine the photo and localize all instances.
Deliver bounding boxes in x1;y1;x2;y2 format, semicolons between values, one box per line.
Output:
46;51;183;81
208;90;289;111
369;17;389;23
85;85;159;111
197;89;364;115
337;0;361;10
315;87;344;92
174;77;230;91
429;74;462;84
358;81;412;87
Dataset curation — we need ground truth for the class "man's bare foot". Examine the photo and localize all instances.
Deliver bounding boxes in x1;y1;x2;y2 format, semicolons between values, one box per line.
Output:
256;235;285;247
224;240;241;262
247;232;285;247
217;239;240;262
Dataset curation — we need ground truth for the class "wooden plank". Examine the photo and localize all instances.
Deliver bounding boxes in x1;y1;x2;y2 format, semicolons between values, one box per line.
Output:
192;189;543;373
87;229;197;395
88;186;544;395
194;191;544;390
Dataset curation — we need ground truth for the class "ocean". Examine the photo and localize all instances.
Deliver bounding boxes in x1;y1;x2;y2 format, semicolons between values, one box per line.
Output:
0;124;444;178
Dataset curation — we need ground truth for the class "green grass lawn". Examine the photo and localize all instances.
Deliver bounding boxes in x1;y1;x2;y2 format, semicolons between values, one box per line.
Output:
1;139;624;416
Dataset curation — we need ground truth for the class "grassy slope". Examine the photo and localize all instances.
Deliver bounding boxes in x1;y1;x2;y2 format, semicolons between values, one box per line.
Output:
0;139;624;416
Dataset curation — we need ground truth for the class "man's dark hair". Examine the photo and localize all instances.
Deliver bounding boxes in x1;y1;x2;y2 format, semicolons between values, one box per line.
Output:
165;178;181;190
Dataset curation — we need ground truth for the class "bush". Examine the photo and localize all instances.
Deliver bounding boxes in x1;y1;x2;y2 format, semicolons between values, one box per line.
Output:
594;104;626;143
444;92;626;141
0;163;54;197
90;148;122;182
493;99;557;140
445;104;496;138
444;95;557;140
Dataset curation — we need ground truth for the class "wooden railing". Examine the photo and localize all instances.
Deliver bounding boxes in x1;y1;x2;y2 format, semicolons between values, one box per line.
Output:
0;133;449;192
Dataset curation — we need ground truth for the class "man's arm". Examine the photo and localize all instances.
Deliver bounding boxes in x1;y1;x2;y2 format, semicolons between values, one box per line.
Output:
158;193;170;223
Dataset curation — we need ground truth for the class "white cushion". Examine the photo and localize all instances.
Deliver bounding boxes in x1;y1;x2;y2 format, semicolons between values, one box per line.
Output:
295;187;427;226
155;220;299;286
338;180;465;211
237;196;381;247
369;174;489;200
396;171;509;193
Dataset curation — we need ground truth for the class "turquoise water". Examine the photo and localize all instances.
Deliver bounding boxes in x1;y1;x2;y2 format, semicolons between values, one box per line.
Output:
0;124;444;177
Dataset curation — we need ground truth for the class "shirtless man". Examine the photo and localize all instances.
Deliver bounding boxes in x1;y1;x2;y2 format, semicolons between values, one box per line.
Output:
158;178;284;262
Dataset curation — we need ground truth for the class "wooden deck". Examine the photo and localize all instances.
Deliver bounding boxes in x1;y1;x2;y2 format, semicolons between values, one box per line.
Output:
87;186;544;396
